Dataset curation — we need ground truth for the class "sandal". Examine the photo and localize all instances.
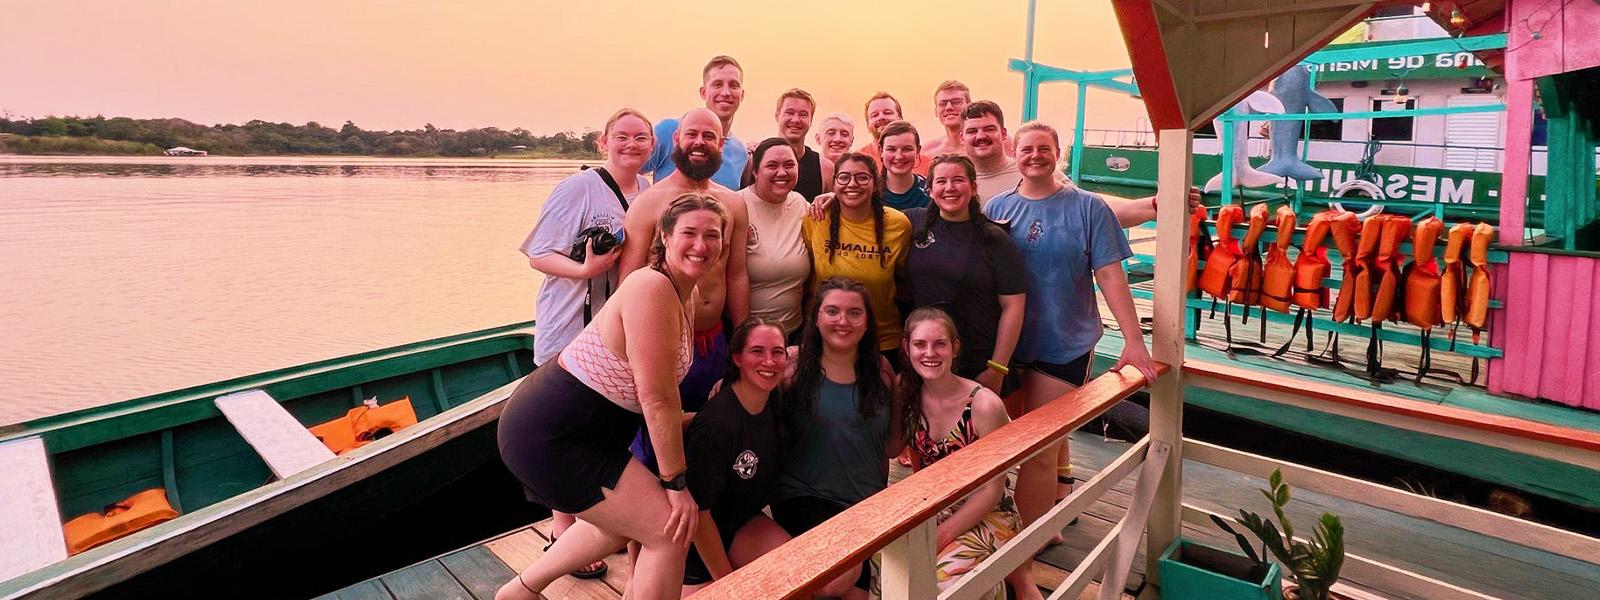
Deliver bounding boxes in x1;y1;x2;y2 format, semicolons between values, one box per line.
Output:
544;538;609;580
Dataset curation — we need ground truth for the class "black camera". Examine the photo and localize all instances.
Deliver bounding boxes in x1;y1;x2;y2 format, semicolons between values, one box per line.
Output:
569;226;623;262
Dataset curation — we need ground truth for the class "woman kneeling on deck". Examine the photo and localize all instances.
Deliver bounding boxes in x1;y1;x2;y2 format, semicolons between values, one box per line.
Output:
496;194;727;600
899;307;1039;600
679;318;792;596
772;277;902;599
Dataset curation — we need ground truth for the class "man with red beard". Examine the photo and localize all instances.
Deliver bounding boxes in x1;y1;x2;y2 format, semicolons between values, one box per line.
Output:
962;100;1191;226
641;55;750;190
770;88;833;201
856;91;929;176
619;108;751;470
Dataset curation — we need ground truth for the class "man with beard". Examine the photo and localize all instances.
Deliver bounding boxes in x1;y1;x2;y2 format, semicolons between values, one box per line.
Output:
619;108;751;470
962;100;1192;225
770;88;833;201
814;112;855;165
856;91;929;176
641;55;749;190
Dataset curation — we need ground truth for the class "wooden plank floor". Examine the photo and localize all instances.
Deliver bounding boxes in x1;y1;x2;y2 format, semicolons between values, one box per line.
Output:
1034;431;1600;600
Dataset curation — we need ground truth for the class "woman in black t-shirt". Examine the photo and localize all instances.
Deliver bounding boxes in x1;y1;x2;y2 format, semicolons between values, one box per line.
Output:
681;318;792;593
903;154;1027;396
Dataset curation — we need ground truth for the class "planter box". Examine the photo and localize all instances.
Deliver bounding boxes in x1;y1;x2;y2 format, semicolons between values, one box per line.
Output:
1158;538;1283;600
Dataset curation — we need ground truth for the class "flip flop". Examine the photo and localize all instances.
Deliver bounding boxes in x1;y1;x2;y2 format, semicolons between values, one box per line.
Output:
544;538;609;580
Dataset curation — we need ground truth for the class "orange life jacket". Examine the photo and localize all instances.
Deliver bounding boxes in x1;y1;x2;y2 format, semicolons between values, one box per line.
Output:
1345;215;1385;323
1440;223;1471;327
63;488;180;555
1199;205;1245;298
1186;207;1209;293
1292;212;1335;310
1328;212;1362;321
309;397;419;455
1228;203;1270;306
1402;217;1444;329
1465;223;1494;332
1261;205;1299;313
1370;215;1412;322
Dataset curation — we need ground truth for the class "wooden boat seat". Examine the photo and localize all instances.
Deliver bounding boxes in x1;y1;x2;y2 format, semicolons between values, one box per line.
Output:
0;436;69;581
214;390;336;479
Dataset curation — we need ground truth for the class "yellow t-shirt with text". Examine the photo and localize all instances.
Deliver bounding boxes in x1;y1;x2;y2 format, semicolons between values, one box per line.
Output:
801;208;911;350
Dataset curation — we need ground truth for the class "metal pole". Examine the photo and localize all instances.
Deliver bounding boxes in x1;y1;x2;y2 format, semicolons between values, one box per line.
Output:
1221;111;1236;205
1072;82;1088;181
1022;0;1039;121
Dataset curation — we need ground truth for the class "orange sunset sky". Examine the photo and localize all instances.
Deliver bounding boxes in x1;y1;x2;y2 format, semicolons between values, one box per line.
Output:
2;1;1150;142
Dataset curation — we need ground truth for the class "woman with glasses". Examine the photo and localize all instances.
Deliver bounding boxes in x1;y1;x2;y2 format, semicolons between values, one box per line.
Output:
772;277;902;599
801;153;911;364
739;138;813;338
903;154;1026;396
515;107;652;581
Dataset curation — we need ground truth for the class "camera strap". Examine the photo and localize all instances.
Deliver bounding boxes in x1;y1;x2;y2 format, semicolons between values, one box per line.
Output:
579;165;629;325
586;165;630;211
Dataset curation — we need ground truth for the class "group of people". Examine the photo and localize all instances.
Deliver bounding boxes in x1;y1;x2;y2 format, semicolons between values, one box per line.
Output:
499;55;1174;600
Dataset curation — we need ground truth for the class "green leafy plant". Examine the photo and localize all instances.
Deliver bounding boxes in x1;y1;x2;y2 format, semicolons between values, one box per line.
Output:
1211;469;1346;600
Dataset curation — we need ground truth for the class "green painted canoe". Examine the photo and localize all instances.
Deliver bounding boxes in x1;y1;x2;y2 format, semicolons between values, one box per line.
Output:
0;322;538;600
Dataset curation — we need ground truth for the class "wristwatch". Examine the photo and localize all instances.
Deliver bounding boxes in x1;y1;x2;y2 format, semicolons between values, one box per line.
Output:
659;472;688;491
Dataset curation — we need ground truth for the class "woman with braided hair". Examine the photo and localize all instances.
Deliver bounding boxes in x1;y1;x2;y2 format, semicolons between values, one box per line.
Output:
496;193;727;600
800;152;912;364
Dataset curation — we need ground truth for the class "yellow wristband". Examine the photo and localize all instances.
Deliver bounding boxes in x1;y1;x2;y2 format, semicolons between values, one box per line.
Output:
986;360;1010;375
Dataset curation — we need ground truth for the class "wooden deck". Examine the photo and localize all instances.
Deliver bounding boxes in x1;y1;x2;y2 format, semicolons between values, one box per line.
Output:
316;429;1597;599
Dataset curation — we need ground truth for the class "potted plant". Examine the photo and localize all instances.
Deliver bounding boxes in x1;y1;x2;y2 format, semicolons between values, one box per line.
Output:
1212;469;1347;600
1157;535;1282;600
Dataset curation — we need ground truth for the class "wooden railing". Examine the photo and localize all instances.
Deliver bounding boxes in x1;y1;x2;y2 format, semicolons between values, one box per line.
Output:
696;364;1169;600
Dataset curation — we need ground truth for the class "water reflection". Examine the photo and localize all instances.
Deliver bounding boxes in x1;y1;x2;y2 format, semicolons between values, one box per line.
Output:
0;156;583;182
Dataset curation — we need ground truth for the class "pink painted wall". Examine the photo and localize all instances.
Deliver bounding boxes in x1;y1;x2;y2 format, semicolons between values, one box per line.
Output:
1505;0;1600;81
1487;252;1600;410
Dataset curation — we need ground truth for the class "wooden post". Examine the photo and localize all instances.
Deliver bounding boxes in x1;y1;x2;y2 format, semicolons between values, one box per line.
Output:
1145;128;1192;585
1498;76;1533;246
879;520;937;600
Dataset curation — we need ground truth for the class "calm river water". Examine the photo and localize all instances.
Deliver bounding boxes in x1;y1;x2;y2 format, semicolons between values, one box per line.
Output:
0;156;578;425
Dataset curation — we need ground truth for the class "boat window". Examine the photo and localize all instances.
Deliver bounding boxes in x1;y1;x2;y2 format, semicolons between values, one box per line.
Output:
1370;98;1415;141
1308;98;1345;141
1531;108;1548;147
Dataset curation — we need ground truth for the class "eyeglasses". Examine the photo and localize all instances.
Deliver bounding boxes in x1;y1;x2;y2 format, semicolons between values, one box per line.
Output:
834;173;873;184
820;306;867;323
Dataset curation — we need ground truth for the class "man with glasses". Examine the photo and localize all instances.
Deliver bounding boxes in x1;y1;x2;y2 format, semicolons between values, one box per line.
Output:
922;80;972;158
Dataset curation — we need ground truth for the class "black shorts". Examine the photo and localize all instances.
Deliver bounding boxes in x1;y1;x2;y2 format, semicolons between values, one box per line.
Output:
771;496;873;591
682;514;755;586
497;361;642;514
954;361;1021;397
1018;351;1094;387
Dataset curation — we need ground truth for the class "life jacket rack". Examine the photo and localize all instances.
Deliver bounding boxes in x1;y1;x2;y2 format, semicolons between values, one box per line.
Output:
1164;205;1506;386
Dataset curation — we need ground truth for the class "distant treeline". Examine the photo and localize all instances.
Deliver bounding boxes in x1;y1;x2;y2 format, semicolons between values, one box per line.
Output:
0;115;602;158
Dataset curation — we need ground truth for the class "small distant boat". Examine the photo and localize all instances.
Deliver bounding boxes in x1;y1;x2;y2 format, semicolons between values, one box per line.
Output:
162;147;208;156
0;322;536;599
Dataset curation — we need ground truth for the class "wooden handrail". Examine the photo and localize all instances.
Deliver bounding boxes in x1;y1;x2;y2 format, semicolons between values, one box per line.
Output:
1183;359;1600;455
696;364;1166;599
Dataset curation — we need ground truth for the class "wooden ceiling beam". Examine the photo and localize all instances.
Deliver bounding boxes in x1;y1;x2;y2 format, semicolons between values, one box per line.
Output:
1192;0;1382;24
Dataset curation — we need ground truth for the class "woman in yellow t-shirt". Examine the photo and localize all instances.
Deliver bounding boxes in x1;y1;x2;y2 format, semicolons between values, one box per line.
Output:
802;152;911;361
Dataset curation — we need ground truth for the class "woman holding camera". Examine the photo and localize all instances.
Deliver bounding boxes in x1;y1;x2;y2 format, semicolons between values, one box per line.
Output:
515;107;653;580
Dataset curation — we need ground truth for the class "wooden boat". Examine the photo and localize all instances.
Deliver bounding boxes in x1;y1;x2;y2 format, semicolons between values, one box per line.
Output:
0;321;538;600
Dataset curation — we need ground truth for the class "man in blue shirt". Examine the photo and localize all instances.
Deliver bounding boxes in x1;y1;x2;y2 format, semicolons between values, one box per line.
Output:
642;55;749;190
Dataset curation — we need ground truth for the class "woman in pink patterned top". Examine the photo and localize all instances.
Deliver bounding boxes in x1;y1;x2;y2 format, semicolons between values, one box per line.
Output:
497;193;727;600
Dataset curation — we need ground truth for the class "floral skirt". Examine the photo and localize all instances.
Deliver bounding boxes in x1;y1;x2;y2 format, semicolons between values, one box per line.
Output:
933;494;1023;599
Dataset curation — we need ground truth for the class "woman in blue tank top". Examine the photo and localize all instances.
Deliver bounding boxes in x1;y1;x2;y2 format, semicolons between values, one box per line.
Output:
772;276;902;598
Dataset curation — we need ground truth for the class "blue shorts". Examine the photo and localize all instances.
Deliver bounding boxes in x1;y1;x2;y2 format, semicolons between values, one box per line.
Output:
630;324;728;473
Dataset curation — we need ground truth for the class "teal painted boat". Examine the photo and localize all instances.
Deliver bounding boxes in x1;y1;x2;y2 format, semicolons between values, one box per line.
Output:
0;322;539;600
